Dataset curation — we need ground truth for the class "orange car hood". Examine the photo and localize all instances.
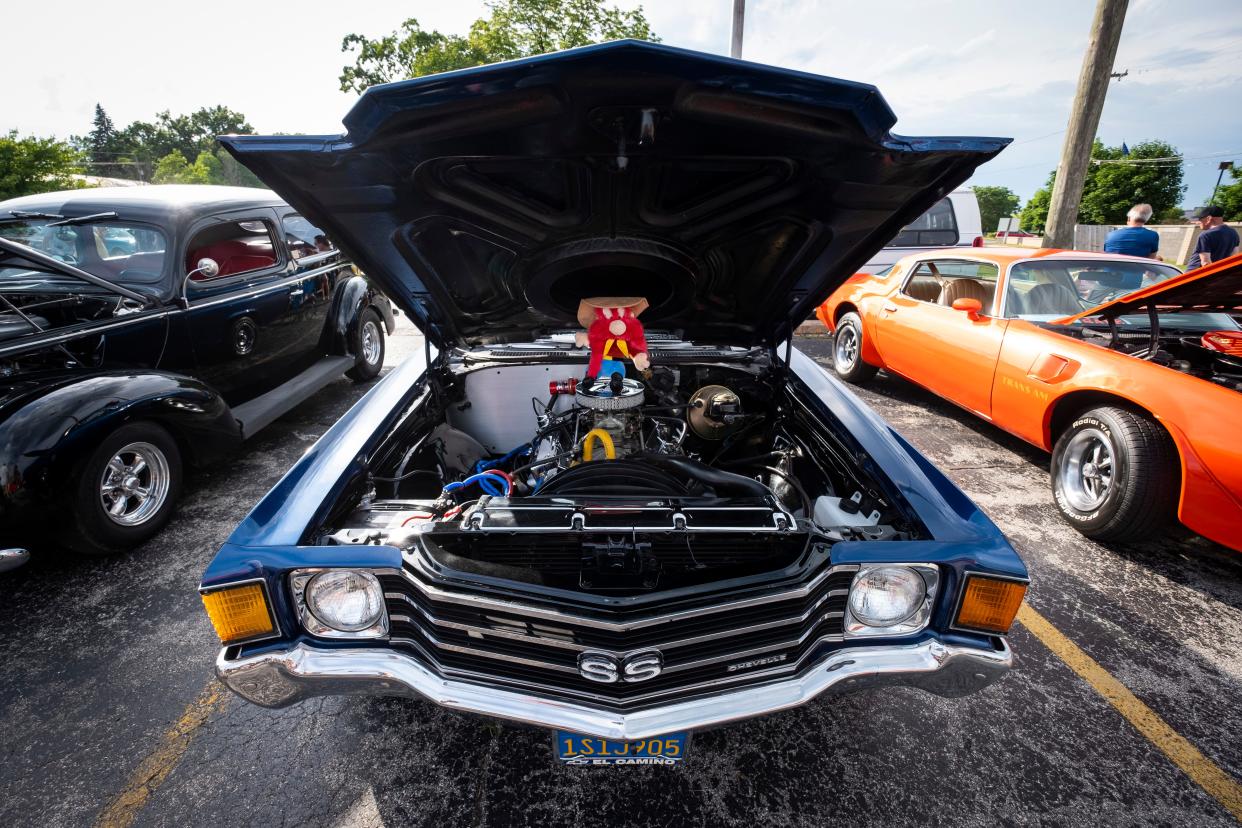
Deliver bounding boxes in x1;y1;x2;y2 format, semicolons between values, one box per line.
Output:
1056;252;1242;323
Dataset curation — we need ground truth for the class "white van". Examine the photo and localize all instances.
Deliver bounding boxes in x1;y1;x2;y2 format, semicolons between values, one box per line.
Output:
862;188;983;273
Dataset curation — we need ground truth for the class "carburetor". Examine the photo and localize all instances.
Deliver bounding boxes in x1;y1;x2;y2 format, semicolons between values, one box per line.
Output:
575;375;645;458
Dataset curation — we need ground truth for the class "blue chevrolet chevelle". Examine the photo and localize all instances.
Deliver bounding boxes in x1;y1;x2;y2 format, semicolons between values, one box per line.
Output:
199;41;1028;762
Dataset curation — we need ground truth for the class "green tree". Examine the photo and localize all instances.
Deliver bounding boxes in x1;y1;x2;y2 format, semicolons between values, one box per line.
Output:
1078;140;1184;224
973;185;1021;235
339;0;659;93
1021;139;1185;234
0;131;86;200
1020;184;1052;233
1214;167;1242;221
152;149;227;184
78;105;262;184
85;103;123;177
152;150;192;183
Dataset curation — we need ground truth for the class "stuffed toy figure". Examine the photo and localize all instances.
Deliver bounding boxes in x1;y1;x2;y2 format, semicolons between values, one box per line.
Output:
574;297;651;383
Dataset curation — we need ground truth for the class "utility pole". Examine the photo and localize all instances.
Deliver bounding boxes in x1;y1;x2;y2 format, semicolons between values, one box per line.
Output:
1041;0;1129;249
731;0;745;59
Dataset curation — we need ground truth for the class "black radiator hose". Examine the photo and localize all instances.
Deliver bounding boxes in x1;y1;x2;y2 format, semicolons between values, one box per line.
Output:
635;453;772;499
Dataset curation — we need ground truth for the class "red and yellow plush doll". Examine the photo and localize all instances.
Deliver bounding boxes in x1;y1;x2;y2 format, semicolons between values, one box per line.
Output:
574;297;651;383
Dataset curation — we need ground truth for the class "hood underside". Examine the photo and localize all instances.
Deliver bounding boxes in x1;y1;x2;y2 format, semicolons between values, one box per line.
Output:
220;40;1009;348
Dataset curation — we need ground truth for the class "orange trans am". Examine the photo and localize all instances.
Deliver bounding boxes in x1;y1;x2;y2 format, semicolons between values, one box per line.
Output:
815;248;1242;551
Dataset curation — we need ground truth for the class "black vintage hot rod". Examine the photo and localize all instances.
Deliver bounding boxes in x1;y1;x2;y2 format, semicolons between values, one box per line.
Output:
0;185;393;561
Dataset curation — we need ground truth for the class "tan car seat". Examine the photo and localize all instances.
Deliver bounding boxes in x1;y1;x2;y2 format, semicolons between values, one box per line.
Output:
939;277;992;312
1023;283;1081;315
905;277;942;303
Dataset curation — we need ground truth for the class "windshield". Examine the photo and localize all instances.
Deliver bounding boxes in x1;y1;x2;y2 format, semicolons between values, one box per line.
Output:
0;218;168;288
1004;259;1182;321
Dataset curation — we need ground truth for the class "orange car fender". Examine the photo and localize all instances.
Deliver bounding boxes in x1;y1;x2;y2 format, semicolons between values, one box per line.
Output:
1154;418;1242;550
1020;352;1242;551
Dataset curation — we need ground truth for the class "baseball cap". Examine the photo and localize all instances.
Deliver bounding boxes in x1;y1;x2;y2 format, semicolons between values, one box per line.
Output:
1196;205;1224;219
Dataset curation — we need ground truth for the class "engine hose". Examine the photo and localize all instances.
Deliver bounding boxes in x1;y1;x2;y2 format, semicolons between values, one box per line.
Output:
764;466;812;517
636;454;770;498
717;451;784;468
582;428;616;461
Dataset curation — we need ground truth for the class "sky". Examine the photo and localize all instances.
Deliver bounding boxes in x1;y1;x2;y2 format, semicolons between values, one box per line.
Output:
4;0;1239;209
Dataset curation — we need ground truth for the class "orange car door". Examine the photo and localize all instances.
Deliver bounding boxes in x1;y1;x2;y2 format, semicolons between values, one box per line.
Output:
873;259;1008;418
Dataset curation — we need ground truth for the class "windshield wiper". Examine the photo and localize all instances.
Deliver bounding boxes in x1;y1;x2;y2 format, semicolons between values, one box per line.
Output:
7;210;64;220
47;211;118;227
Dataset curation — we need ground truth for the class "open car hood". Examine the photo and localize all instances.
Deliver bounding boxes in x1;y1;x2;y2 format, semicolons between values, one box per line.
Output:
1058;252;1242;323
220;40;1009;348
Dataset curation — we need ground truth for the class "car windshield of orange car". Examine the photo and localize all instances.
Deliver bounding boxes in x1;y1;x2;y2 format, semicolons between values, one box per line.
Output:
1003;259;1239;331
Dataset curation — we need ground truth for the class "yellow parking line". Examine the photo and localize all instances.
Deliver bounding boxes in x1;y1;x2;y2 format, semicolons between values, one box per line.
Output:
1017;604;1242;822
95;683;228;828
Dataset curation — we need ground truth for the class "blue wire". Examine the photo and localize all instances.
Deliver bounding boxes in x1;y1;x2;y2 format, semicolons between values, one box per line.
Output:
474;443;532;474
443;472;511;498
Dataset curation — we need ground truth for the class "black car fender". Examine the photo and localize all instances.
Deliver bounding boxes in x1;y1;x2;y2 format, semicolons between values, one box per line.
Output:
0;372;240;527
325;273;392;356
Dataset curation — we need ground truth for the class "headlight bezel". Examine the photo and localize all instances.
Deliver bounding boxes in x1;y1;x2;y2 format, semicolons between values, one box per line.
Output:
292;568;389;639
845;563;939;638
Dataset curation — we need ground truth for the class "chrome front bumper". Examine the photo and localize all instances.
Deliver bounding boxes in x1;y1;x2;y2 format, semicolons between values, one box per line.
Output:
217;638;1011;740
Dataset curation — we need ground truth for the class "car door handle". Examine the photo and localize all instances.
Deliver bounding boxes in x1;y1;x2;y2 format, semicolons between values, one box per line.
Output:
882;302;898;313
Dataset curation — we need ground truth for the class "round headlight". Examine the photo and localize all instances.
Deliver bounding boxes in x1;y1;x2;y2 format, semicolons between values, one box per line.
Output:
305;570;384;632
848;566;926;627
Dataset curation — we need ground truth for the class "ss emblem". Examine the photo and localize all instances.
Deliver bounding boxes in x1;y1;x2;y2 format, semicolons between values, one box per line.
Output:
578;650;664;683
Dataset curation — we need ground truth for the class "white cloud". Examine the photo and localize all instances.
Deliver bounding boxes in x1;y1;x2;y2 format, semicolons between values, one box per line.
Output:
1;0;1236;206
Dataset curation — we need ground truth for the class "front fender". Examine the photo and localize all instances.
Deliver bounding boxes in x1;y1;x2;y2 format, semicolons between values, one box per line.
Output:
0;372;240;527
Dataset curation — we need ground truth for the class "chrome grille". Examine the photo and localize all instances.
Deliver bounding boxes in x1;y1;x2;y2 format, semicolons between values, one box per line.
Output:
377;563;856;709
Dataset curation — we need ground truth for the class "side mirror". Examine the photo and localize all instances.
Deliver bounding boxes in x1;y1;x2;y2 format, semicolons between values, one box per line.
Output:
952;297;984;321
194;257;220;280
179;258;220;308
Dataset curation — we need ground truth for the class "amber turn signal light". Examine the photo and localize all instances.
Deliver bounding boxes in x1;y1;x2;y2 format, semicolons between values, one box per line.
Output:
955;575;1027;634
201;582;276;644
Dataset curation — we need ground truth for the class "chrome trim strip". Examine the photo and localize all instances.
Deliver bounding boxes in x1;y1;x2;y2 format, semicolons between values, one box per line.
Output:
387;562;859;633
187;261;350;311
216;638;1012;739
388;624;582;675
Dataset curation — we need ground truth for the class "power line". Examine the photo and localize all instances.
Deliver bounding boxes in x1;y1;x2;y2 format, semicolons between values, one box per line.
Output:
1092;150;1240;165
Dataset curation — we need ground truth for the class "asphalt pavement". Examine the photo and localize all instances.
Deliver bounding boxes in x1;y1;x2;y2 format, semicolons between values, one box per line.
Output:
1;321;1239;827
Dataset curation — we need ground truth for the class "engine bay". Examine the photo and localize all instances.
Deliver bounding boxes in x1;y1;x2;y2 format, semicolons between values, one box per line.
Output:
1059;321;1242;393
323;343;921;595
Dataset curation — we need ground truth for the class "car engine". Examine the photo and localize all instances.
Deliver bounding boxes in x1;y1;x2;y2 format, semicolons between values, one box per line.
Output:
323;349;914;595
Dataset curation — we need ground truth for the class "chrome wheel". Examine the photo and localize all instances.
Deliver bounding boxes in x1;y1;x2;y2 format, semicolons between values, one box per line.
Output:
835;325;859;370
99;442;170;527
1058;428;1114;512
361;319;382;366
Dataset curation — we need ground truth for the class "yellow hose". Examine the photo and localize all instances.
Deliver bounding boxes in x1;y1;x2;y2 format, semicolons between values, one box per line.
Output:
582;428;616;461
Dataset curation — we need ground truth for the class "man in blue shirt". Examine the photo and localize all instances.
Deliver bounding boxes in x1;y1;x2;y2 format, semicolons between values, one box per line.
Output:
1103;203;1160;258
1186;205;1240;270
